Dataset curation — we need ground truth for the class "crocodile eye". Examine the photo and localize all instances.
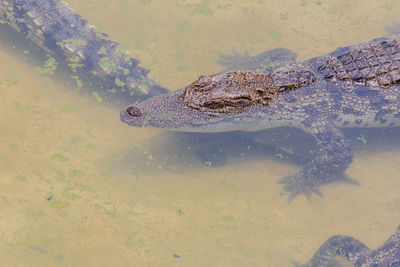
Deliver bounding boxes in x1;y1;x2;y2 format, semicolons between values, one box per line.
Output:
126;106;142;117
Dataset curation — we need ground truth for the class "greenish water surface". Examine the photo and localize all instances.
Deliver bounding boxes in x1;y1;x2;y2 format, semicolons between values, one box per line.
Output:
1;0;400;266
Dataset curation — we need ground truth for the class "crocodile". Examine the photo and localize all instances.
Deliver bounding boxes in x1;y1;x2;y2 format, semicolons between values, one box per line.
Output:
0;0;168;105
297;225;400;267
121;35;400;200
1;2;399;263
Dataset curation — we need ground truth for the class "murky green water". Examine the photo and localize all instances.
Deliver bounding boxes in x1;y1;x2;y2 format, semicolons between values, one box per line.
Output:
1;0;400;266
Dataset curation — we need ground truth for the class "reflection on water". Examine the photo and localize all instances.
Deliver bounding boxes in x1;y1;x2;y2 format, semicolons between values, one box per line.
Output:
1;0;400;266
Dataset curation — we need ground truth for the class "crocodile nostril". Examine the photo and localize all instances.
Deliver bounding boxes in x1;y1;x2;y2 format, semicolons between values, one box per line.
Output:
126;106;142;117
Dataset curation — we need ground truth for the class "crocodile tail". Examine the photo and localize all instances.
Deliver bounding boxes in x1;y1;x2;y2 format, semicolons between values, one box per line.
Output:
0;0;168;105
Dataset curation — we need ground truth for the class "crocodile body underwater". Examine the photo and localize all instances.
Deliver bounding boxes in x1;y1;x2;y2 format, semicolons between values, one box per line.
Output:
0;0;168;105
121;34;400;200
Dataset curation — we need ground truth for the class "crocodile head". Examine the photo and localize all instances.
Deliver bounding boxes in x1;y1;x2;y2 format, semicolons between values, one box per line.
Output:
120;69;314;132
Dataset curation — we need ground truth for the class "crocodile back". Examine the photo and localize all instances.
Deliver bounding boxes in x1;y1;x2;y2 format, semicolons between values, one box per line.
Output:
318;39;400;87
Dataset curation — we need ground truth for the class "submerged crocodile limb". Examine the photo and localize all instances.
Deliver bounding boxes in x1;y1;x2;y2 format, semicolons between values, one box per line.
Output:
0;0;167;105
121;35;400;200
297;225;400;267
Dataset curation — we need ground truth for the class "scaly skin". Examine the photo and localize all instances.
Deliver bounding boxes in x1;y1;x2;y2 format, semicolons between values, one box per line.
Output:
298;225;400;267
121;35;400;200
0;0;168;105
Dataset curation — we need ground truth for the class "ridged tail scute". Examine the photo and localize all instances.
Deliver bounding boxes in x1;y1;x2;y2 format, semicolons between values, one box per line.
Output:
0;0;168;104
318;39;400;88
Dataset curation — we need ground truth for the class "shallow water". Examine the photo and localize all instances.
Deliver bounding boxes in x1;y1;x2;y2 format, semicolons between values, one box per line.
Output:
1;0;400;266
